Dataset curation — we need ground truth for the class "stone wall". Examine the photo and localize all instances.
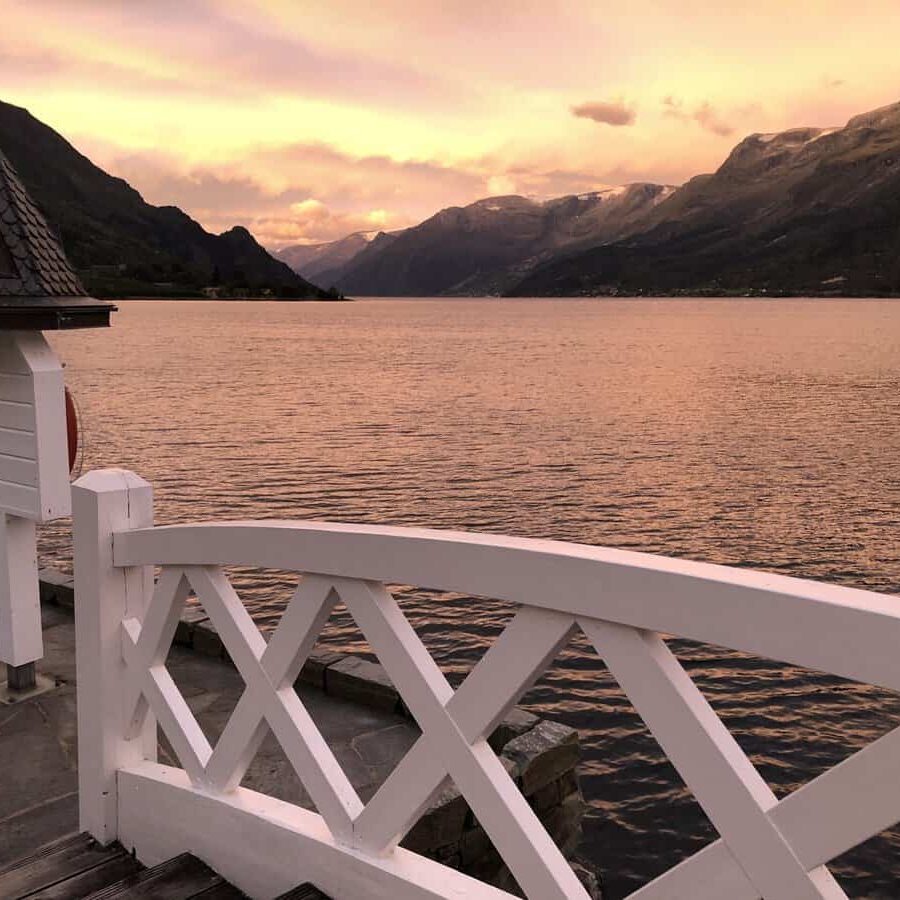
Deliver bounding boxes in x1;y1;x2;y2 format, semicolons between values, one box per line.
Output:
39;567;601;898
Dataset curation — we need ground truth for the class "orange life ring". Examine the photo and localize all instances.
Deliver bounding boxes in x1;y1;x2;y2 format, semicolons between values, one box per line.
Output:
65;387;78;473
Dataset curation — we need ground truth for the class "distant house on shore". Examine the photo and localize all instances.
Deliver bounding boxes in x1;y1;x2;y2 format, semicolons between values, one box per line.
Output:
202;286;276;299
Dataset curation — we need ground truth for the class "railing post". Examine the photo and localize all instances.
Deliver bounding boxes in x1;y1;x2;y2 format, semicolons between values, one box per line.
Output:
73;468;155;844
0;513;41;681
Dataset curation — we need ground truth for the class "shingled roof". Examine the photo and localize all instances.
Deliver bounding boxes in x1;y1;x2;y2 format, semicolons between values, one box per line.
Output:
0;150;113;327
0;151;88;297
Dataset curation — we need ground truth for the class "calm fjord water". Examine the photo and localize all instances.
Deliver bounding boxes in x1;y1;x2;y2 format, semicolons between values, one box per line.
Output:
45;298;900;897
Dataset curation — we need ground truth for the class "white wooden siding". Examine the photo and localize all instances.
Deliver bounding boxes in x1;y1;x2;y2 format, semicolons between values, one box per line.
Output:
0;332;69;522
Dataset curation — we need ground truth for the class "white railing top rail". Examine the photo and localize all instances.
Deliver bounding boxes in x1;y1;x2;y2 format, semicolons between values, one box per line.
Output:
114;519;900;692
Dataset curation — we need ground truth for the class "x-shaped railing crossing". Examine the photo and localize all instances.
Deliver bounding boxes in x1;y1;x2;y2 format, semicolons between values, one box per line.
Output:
120;563;897;900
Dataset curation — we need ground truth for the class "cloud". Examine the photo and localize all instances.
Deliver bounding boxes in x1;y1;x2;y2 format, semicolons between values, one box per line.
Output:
662;96;687;118
0;1;464;112
254;203;402;246
487;174;517;195
663;96;735;137
0;38;215;99
571;100;636;127
108;153;313;215
500;165;604;197
84;129;692;252
249;143;489;212
693;102;735;137
92;141;491;247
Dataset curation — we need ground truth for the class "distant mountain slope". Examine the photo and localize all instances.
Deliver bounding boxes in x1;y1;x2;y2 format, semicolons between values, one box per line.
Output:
511;102;900;296
333;185;673;296
317;229;401;289
278;230;382;283
0;100;328;298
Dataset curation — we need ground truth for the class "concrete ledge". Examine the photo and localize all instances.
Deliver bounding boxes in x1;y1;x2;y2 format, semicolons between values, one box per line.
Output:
193;619;226;661
175;605;210;647
0;672;58;705
296;649;345;690
325;656;400;713
39;568;74;610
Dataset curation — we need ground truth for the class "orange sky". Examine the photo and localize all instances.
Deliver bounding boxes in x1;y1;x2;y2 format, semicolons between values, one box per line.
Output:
3;0;900;248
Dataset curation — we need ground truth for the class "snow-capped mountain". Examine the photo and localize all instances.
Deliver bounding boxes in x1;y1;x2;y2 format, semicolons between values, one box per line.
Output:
277;230;384;285
512;101;900;296
326;184;673;296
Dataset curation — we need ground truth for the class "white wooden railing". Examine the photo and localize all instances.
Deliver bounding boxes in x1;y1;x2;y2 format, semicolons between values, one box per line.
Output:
71;468;900;900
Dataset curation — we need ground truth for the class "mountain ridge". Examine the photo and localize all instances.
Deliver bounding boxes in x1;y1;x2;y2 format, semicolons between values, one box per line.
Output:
0;99;330;299
8;95;899;299
509;101;900;296
277;229;395;285
278;99;900;298
288;184;674;296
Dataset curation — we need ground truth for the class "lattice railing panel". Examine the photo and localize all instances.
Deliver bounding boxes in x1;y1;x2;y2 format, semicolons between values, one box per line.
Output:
116;559;886;899
119;564;591;899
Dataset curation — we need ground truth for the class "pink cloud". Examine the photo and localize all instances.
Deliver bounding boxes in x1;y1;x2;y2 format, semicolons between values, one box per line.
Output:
571;100;636;127
663;96;736;137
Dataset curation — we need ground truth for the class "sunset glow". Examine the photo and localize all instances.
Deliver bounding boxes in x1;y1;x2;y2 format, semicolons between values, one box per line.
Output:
4;0;900;247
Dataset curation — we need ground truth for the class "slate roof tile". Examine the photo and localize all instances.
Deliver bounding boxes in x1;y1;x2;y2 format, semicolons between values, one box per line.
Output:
0;150;87;297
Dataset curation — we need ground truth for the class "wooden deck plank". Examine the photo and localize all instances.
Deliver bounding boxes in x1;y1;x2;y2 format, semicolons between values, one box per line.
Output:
0;833;128;897
84;853;224;899
0;833;90;878
23;855;142;899
188;882;249;898
273;885;332;900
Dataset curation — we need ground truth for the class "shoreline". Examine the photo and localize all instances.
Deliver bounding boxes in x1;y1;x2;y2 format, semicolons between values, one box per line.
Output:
109;295;353;302
104;293;900;302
